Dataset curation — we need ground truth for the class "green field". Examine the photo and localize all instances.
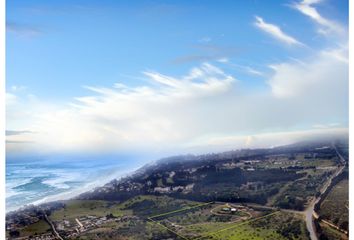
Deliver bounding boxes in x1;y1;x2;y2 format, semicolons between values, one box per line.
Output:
32;195;310;240
122;195;202;217
72;221;169;240
178;212;279;239
200;223;287;240
50;200;129;222
19;219;51;237
143;198;309;240
181;211;309;240
319;179;348;231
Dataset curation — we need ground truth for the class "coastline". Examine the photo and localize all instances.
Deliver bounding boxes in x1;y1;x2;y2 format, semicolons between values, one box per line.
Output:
6;166;139;214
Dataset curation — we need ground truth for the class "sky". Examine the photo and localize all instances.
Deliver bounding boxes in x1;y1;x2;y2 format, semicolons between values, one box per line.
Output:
6;0;349;157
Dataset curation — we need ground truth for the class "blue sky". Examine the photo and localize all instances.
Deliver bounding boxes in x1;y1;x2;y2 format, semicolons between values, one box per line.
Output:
6;0;349;156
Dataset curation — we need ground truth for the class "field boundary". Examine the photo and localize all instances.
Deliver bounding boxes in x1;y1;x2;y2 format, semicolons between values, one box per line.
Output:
193;211;280;240
149;202;214;219
147;201;213;240
147;201;280;240
147;217;190;240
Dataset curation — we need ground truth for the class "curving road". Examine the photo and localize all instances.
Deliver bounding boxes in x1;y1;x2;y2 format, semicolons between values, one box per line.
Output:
305;198;318;240
304;144;346;240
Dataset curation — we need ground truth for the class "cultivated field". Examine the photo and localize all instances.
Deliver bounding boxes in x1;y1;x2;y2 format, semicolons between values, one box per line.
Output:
319;179;349;231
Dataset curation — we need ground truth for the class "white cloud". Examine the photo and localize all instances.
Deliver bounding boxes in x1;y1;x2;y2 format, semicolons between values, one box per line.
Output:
6;64;238;153
254;16;303;46
7;22;42;37
228;63;265;77
268;45;348;98
10;85;27;92
6;4;348;156
199;37;212;43
243;67;264;76
217;58;264;77
6;58;348;155
292;0;344;35
4;1;348;160
321;46;348;63
217;58;229;63
6;93;17;106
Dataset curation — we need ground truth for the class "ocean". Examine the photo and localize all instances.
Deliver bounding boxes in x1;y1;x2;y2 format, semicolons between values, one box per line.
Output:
6;154;145;212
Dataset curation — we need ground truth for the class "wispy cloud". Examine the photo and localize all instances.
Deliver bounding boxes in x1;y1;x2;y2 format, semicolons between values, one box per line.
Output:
199;37;212;43
6;130;35;150
6;57;348;155
254;16;304;46
6;130;33;136
291;0;344;35
6;22;42;37
217;58;229;63
268;44;348;98
6;63;238;153
172;55;219;64
5;1;348;155
225;62;265;77
216;58;264;77
10;85;27;92
268;0;348;99
172;44;239;64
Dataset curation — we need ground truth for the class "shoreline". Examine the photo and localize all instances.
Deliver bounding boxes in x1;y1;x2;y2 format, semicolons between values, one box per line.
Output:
6;166;139;214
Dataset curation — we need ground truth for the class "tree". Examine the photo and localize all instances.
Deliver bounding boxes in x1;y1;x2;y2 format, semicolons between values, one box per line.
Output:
9;230;20;238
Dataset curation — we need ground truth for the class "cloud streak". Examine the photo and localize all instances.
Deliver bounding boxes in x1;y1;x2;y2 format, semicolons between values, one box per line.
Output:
291;0;344;35
171;44;239;64
6;22;42;37
254;16;303;46
6;130;33;136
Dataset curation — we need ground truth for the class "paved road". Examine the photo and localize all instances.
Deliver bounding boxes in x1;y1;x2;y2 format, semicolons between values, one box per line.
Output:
304;144;346;240
44;213;64;240
214;145;347;240
305;198;318;240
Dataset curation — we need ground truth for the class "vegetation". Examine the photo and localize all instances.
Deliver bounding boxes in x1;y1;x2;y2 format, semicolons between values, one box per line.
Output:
178;211;309;240
250;212;309;240
6;141;348;240
122;195;199;217
274;170;331;210
50;200;128;222
319;179;348;231
317;222;348;240
19;220;51;237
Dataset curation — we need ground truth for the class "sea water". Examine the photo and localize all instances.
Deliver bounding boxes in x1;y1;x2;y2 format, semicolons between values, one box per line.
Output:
6;154;144;212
